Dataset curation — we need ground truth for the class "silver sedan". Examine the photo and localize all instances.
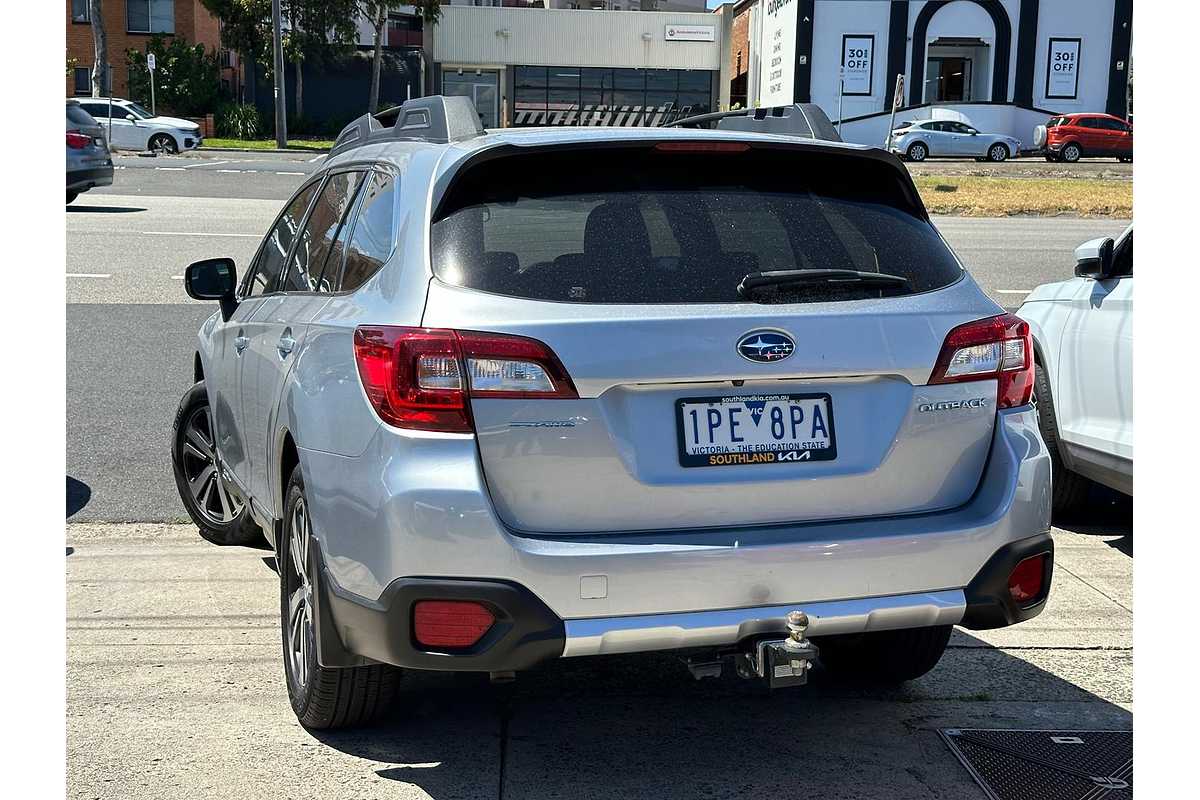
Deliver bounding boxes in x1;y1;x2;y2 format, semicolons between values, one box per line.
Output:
890;119;1021;162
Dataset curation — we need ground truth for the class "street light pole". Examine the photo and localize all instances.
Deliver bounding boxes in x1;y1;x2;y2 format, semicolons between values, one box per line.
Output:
271;0;287;149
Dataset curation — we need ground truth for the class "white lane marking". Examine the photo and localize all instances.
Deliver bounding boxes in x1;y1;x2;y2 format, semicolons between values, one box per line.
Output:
996;289;1033;294
67;273;111;278
142;231;259;238
308;154;326;162
155;167;186;171
217;169;244;173
183;160;229;169
275;171;305;176
170;275;185;280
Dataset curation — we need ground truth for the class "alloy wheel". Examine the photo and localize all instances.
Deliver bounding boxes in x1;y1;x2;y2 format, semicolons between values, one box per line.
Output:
150;135;177;155
989;144;1007;162
286;498;315;693
179;405;244;524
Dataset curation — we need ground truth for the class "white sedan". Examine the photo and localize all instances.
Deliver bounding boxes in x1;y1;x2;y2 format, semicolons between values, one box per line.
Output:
70;98;202;154
1018;225;1132;516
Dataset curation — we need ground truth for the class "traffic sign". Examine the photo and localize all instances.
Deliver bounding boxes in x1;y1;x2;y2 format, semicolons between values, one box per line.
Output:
147;53;156;71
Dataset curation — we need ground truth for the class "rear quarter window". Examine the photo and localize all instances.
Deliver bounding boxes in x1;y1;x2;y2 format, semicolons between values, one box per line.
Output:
431;145;962;304
67;105;97;126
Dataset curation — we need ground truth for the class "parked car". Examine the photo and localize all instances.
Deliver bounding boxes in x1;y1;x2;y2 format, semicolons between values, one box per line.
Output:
1034;113;1132;163
66;100;113;204
889;119;1021;162
70;97;202;154
1017;225;1132;516
173;96;1053;730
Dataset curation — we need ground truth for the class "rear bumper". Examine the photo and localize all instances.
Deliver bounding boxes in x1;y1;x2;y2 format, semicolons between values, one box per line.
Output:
304;406;1052;668
67;166;114;192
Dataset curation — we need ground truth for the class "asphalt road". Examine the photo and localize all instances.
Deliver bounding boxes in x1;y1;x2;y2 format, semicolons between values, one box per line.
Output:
66;519;1131;799
66;166;1130;523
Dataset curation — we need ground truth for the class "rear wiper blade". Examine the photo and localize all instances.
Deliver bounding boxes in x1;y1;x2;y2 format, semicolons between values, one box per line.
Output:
737;269;910;298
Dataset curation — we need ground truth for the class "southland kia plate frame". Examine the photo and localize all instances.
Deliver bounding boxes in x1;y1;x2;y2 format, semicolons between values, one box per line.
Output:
674;392;838;469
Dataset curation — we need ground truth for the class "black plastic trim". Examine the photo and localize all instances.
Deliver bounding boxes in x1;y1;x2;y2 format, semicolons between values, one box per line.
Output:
960;533;1054;630
317;565;565;672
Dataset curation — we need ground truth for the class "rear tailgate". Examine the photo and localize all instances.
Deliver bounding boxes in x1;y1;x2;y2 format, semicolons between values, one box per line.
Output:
424;141;1005;534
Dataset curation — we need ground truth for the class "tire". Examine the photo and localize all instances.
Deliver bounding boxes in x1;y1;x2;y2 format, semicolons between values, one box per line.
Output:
149;133;178;154
171;382;265;546
1044;154;1060;162
1060;142;1082;163
815;625;952;684
1032;361;1091;517
906;142;928;162
66;190;78;205
280;464;402;729
987;143;1009;162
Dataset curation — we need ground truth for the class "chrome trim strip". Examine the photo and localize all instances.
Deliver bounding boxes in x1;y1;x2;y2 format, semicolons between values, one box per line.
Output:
561;590;966;657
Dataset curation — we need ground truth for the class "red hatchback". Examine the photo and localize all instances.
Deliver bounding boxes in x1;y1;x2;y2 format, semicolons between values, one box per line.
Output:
1041;113;1133;163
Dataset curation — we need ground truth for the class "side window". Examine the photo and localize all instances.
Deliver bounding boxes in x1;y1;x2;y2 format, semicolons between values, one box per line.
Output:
245;182;319;297
1112;232;1133;277
338;170;397;293
280;171;365;293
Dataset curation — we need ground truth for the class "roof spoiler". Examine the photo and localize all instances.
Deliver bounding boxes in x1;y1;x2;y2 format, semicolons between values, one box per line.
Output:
663;104;842;143
330;95;485;157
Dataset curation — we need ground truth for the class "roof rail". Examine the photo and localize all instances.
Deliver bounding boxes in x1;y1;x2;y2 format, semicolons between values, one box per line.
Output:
330;95;485;157
663;103;842;143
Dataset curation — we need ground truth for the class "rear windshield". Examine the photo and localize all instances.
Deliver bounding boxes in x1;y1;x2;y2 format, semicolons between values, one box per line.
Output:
431;145;962;304
1046;116;1066;128
67;104;97;126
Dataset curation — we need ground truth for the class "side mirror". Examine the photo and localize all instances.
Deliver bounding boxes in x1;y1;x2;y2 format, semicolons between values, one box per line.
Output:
125;114;137;123
185;258;239;321
1074;237;1115;279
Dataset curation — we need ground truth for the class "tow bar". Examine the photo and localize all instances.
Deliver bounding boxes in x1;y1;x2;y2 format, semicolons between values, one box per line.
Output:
683;610;820;689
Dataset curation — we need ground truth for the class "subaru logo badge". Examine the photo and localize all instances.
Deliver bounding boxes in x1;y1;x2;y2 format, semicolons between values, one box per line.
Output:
736;330;795;363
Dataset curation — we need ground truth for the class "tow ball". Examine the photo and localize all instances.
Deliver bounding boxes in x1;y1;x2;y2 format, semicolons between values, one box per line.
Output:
737;610;820;689
683;610;820;688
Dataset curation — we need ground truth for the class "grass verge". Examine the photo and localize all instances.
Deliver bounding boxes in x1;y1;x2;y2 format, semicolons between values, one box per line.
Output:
914;175;1131;217
202;137;334;151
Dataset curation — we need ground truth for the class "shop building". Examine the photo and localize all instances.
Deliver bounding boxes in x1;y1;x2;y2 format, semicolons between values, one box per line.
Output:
731;0;1132;146
424;6;728;127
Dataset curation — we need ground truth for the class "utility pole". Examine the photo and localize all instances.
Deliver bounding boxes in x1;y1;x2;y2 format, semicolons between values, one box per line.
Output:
271;0;288;148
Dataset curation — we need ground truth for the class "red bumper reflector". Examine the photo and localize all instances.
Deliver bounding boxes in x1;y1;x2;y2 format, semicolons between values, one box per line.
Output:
413;600;495;648
1008;554;1047;604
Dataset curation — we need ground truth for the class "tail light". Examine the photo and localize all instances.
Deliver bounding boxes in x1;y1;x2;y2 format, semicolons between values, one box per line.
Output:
413;600;495;648
928;313;1033;409
353;326;578;433
66;130;91;149
1008;553;1048;605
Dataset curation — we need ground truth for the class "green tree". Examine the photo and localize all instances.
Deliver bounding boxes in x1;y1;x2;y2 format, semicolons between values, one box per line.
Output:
359;1;440;113
286;0;360;118
126;36;223;116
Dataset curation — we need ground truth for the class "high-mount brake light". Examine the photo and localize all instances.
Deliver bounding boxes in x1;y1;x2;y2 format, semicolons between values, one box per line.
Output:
66;130;91;149
654;142;750;153
928;313;1033;409
353;327;578;433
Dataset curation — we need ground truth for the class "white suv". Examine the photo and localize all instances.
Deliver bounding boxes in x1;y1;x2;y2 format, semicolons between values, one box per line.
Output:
1019;225;1133;515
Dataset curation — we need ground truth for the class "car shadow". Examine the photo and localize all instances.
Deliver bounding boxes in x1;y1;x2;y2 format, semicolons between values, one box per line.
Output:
66;205;146;213
309;631;1131;799
1056;485;1132;556
66;475;91;518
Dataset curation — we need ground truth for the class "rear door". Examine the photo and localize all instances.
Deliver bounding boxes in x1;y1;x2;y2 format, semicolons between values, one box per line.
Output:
241;169;369;509
422;142;1003;534
922;122;949;155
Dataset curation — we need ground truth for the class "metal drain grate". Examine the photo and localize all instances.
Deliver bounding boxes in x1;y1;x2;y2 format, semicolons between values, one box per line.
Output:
940;729;1132;800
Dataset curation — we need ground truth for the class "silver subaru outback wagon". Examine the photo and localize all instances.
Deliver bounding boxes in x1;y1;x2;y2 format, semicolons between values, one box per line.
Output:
172;97;1052;730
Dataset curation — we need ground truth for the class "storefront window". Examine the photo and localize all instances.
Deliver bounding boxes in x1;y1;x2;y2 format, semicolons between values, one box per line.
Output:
512;66;711;127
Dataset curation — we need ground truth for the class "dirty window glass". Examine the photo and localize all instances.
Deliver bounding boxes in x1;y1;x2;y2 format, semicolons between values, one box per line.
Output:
338;171;396;292
281;171;365;293
246;182;319;297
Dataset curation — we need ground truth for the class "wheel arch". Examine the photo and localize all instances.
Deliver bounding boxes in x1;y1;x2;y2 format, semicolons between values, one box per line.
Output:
193;351;204;384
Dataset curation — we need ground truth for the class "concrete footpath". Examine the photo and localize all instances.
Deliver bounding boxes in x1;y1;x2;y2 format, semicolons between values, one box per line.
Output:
66;514;1131;799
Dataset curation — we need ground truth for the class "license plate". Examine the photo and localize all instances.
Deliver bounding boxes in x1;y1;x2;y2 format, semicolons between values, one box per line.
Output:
675;393;837;468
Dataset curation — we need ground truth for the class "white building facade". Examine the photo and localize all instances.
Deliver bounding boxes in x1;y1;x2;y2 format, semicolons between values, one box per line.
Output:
743;0;1132;147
